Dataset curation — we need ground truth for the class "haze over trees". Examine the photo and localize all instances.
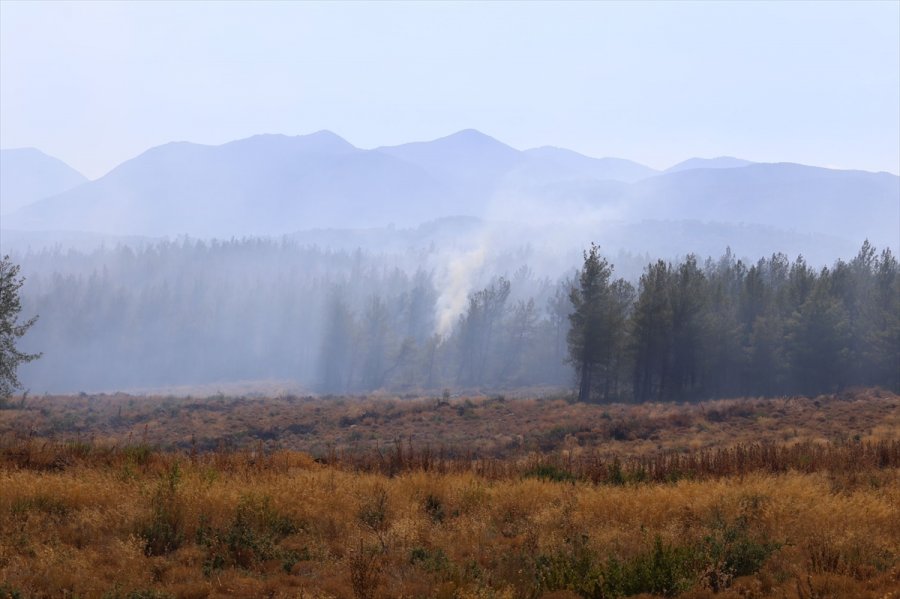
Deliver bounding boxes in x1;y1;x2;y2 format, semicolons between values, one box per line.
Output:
1;136;897;400
7;236;897;400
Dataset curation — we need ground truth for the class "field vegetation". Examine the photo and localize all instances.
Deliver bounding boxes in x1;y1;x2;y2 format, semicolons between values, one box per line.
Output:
1;387;897;458
1;389;898;598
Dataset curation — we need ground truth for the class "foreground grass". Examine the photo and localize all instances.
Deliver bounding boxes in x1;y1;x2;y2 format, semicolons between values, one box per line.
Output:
1;389;898;597
1;444;898;598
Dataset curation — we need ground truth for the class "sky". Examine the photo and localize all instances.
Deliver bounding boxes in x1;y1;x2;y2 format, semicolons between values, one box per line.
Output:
1;1;898;180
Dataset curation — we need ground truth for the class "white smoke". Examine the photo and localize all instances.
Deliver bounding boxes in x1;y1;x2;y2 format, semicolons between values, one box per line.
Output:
433;241;487;336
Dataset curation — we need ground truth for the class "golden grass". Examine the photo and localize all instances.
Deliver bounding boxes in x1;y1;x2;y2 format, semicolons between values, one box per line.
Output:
0;460;900;597
0;389;898;598
1;447;899;597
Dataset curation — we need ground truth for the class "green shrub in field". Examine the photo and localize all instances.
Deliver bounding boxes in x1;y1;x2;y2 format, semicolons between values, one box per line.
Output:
409;546;451;574
199;495;305;575
534;533;604;595
423;493;446;523
10;494;70;519
534;512;781;598
140;463;184;556
523;464;577;483
603;537;698;597
123;444;154;467
700;504;781;590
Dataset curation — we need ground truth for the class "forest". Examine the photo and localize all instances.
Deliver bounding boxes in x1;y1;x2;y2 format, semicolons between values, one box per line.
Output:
7;238;898;400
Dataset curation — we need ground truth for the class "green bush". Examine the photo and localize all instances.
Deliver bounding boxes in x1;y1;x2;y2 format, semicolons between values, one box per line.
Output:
534;533;603;596
409;546;451;573
605;537;697;597
123;444;154;467
701;502;781;590
606;459;626;486
524;464;577;483
140;463;184;556
534;519;779;598
199;495;305;575
423;493;445;523
10;494;70;519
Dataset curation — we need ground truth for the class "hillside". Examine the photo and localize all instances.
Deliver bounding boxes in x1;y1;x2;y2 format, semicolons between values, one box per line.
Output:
3;132;897;250
0;148;88;215
624;163;900;247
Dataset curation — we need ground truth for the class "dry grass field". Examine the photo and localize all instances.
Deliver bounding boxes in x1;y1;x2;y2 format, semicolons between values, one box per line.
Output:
0;389;898;598
2;387;898;457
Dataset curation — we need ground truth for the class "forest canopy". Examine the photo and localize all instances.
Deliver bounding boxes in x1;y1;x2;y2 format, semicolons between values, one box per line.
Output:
7;239;898;400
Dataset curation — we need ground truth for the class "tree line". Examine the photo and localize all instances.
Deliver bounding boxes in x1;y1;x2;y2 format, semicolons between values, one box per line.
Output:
568;241;899;402
3;238;897;399
7;239;571;393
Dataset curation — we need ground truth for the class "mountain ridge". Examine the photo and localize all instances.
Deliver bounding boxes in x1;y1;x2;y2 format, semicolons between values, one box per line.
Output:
3;130;897;251
665;156;754;173
0;148;88;215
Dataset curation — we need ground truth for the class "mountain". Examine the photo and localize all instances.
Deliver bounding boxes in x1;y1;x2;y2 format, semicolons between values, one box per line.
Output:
524;146;658;182
4;131;897;249
5;132;452;236
378;129;522;184
4;130;648;236
665;156;753;173
624;163;900;247
0;148;88;215
377;129;527;204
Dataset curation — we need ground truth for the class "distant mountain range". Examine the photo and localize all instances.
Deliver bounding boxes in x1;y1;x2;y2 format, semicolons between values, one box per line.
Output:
0;148;87;215
2;130;897;250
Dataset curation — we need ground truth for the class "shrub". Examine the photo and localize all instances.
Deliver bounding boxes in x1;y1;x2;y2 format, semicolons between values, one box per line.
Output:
605;537;697;597
199;495;304;575
140;463;184;556
123;444;154;467
410;546;451;573
358;485;390;550
524;464;577;483
10;494;70;519
536;534;698;598
534;534;603;596
423;493;446;523
701;512;780;590
606;459;626;486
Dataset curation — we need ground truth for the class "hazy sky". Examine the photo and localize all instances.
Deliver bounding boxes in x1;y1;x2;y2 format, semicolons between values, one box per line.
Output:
1;1;898;179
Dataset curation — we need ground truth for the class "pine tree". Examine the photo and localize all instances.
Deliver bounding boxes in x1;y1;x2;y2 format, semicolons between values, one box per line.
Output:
568;244;631;402
0;256;41;401
631;260;672;402
786;274;851;394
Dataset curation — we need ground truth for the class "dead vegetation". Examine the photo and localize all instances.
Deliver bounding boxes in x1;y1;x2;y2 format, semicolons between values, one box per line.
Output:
0;389;898;598
1;387;897;458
